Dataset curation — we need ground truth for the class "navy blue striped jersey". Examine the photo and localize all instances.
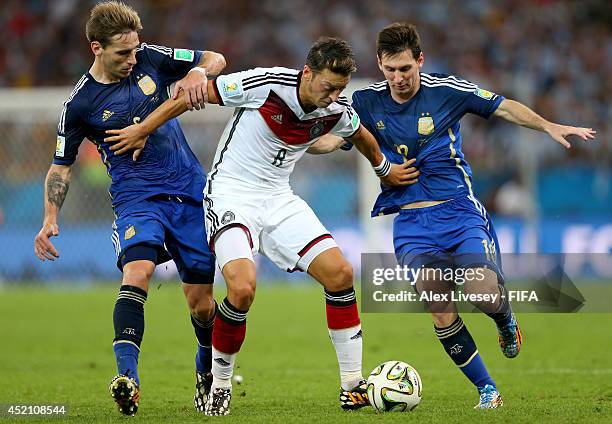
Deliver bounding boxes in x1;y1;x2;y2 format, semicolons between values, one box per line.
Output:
350;73;504;216
54;44;205;214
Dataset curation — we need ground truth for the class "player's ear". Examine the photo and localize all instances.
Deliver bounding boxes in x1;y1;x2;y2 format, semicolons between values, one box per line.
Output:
303;65;313;81
377;55;383;72
417;52;424;68
91;41;104;57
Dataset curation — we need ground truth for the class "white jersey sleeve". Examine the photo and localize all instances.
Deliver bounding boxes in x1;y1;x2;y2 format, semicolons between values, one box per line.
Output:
214;67;295;108
329;100;361;139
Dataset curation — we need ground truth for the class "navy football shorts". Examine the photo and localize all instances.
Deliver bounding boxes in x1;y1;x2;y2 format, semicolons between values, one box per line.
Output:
112;195;215;284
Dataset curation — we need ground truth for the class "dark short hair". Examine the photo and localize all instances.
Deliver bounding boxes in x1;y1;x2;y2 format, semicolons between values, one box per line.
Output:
306;37;357;76
377;23;422;60
86;1;142;47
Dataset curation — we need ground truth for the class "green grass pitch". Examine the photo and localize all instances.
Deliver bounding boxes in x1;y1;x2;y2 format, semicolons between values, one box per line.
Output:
1;284;611;423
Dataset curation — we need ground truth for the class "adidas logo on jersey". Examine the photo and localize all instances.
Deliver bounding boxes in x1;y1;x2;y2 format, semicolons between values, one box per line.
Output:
376;120;385;130
102;110;114;122
271;114;283;124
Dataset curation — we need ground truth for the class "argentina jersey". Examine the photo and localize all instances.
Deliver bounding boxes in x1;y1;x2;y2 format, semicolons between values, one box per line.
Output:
351;73;504;216
54;44;206;214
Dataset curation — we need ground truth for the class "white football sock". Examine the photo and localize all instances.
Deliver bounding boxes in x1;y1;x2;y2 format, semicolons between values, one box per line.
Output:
329;324;364;390
211;347;235;389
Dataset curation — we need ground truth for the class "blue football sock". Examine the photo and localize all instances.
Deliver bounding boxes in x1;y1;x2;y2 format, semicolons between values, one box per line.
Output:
113;343;140;385
435;316;495;391
113;284;147;386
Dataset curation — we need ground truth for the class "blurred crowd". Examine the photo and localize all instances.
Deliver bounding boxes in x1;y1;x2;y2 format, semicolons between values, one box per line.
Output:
0;0;609;220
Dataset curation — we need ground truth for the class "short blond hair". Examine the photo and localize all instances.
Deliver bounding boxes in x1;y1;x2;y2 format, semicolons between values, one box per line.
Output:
85;1;142;47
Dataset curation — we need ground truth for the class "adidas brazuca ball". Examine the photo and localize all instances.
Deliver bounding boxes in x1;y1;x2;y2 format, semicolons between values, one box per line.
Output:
366;360;422;412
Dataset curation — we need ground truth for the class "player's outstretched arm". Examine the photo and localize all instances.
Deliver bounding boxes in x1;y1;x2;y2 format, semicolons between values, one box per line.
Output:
172;50;227;111
34;164;71;261
104;80;220;160
307;134;347;154
348;125;419;186
493;99;596;148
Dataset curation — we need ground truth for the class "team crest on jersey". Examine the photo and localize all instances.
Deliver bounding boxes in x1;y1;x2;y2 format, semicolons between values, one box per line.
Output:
102;110;114;122
309;120;326;139
475;88;494;100
221;211;235;225
55;136;65;157
418;113;435;135
138;75;156;96
222;80;242;98
376;120;386;130
124;225;136;240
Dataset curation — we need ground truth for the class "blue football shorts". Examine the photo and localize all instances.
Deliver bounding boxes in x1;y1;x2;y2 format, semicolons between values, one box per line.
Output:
393;195;504;283
112;195;215;284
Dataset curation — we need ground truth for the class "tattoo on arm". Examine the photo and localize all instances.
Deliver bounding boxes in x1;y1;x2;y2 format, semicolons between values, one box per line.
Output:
47;172;70;209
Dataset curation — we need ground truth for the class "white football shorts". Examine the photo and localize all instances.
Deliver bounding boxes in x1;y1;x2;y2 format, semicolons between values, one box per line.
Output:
204;192;337;272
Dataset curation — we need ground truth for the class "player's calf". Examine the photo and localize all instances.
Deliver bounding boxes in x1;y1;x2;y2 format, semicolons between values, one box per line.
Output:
205;297;248;415
309;249;366;404
435;316;498;395
112;284;147;386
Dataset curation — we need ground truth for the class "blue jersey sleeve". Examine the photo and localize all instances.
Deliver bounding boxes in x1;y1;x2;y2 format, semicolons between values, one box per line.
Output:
53;101;88;166
462;86;504;119
138;43;204;81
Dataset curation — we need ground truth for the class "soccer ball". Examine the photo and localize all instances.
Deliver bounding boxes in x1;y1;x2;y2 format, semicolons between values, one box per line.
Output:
366;360;422;412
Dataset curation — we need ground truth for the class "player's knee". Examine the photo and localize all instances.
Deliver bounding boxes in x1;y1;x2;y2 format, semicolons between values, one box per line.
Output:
187;293;215;320
462;268;499;296
324;262;354;292
122;261;155;287
223;263;257;309
228;283;256;310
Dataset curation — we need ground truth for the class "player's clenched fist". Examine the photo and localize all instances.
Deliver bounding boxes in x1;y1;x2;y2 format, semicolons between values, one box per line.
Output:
381;158;420;187
34;222;60;261
173;67;208;111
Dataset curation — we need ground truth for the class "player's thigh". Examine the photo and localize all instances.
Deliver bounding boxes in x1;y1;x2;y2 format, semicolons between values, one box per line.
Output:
453;231;503;289
164;199;215;284
260;195;337;273
204;194;261;255
113;202;168;287
214;226;258;309
451;196;504;278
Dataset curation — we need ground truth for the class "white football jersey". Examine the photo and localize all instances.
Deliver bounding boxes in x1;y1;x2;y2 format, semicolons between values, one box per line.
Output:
205;67;360;195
